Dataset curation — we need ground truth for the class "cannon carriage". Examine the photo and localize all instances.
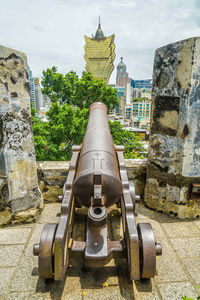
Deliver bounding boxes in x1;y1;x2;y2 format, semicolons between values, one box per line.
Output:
33;102;162;281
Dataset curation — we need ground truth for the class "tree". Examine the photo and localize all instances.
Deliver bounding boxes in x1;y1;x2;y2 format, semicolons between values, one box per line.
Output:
41;68;119;110
31;68;144;161
31;102;88;161
109;121;144;159
46;102;88;160
32;106;144;161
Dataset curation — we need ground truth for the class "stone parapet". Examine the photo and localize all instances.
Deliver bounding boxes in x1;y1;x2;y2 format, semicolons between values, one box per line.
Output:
145;37;200;218
0;45;42;226
37;159;147;203
37;161;69;202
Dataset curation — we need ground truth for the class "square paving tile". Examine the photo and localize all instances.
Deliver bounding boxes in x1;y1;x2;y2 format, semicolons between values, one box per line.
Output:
133;279;160;300
0;267;15;296
154;235;188;283
0;228;31;245
63;287;121;300
183;258;200;284
0;245;24;267
38;203;60;224
170;237;200;258
23;224;44;259
2;202;200;300
156;256;188;283
158;282;197;300
9;257;46;293
9;257;68;297
5;292;44;300
161;222;200;238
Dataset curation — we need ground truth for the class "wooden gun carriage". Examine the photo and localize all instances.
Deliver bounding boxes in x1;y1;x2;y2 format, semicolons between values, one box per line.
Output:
33;102;162;281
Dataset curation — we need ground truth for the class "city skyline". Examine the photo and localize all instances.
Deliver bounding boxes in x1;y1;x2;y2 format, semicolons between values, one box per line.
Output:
0;0;200;84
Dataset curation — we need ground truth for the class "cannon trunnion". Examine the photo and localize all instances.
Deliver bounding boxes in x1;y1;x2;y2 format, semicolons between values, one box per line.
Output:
33;102;162;281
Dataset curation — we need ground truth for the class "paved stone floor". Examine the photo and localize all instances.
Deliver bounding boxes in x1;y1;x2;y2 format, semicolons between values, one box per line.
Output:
0;202;200;300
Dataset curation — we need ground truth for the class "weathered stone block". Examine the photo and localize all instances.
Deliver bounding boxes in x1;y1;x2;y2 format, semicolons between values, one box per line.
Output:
145;37;200;218
37;161;69;202
0;45;42;225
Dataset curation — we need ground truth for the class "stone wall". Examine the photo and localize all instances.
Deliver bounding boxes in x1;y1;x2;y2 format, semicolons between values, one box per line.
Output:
0;45;42;225
37;159;147;202
145;37;200;218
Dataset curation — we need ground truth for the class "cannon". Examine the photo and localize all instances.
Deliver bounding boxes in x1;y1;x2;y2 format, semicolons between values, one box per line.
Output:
33;102;162;281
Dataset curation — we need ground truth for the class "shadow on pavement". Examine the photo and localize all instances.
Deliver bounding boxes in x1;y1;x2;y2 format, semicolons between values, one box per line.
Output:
35;268;66;300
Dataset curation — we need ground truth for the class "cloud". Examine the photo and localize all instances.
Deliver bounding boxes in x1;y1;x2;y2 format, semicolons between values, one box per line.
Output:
32;25;47;32
0;0;199;84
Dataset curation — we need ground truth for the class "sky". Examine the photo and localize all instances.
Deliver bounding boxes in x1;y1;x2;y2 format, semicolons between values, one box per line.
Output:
0;0;200;84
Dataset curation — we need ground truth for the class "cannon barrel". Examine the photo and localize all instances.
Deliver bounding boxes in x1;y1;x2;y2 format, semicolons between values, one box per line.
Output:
73;102;122;207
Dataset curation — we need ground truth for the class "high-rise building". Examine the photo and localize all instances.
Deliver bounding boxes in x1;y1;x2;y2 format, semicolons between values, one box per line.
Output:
42;94;50;107
131;79;152;90
28;68;50;116
116;57;130;87
34;78;43;111
84;19;115;83
28;67;36;109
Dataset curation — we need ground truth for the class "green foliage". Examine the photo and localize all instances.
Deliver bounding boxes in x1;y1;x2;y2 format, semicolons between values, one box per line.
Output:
181;297;200;300
132;97;148;103
31;107;144;161
31;67;144;161
41;67;119;110
31;101;88;161
109;121;144;159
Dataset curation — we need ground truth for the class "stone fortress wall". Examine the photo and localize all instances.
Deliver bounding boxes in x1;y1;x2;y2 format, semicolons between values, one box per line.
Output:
0;45;42;226
145;37;200;218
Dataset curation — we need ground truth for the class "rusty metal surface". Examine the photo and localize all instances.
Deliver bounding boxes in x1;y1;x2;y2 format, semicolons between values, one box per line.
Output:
137;223;156;278
54;150;79;281
73;102;122;208
129;181;136;211
35;223;57;279
88;206;107;226
117;150;140;280
85;222;108;264
85;218;125;266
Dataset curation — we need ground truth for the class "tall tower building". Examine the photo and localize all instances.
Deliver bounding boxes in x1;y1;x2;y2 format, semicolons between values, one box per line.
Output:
28;67;36;109
84;19;115;84
34;78;44;112
116;57;129;87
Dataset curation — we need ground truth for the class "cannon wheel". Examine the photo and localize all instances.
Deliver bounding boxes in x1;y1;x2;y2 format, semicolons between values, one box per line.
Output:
137;223;156;278
38;223;57;279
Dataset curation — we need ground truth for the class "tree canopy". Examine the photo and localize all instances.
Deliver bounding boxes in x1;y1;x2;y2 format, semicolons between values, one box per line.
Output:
41;68;119;110
31;68;144;161
31;102;88;161
109;121;144;159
